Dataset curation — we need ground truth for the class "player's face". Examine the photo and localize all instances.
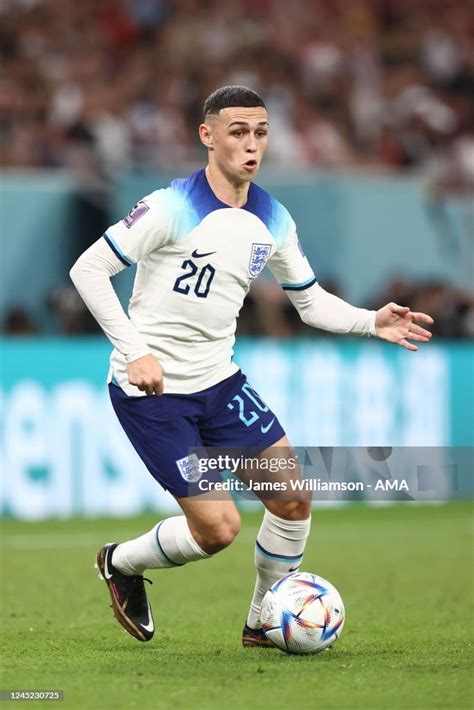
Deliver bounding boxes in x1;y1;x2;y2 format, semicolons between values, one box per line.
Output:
201;107;269;183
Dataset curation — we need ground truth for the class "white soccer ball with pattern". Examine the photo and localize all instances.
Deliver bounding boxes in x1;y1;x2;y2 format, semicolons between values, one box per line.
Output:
260;572;345;654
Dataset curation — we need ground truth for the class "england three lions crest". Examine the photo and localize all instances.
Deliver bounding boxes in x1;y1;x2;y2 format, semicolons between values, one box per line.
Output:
176;454;201;482
249;243;272;277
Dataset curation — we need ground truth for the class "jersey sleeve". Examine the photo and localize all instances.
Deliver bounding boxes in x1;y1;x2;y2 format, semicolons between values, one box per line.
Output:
267;224;317;292
103;189;173;266
268;215;375;336
70;238;153;362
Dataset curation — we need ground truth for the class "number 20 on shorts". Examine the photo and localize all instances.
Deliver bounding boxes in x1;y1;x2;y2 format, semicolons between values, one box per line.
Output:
226;384;269;427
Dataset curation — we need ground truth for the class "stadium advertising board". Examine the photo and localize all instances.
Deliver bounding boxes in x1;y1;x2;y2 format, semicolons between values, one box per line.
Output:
1;338;472;519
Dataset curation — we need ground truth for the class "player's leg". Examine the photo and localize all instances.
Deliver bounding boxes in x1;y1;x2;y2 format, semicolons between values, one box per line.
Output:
111;491;240;573
97;382;239;642
176;492;241;554
97;494;239;642
198;371;312;647
239;435;312;646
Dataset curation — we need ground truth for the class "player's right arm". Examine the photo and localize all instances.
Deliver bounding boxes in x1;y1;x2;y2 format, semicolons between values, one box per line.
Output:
69;195;170;395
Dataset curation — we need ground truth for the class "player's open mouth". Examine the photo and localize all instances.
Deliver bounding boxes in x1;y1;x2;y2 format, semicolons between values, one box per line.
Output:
244;160;258;170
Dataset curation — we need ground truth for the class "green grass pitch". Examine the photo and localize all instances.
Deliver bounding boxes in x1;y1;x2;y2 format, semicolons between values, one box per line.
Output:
1;502;472;710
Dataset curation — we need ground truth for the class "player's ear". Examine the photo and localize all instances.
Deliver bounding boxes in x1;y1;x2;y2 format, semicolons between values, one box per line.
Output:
199;123;214;150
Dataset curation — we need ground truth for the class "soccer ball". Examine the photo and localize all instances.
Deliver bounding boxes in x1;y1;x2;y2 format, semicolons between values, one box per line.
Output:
260;572;345;654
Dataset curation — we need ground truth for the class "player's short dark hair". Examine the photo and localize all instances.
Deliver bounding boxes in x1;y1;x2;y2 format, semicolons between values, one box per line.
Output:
203;86;266;120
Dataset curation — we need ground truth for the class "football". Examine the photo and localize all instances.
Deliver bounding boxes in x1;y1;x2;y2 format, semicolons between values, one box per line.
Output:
260;572;345;654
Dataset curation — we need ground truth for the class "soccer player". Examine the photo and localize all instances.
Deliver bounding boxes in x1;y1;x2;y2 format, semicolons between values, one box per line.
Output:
70;86;433;646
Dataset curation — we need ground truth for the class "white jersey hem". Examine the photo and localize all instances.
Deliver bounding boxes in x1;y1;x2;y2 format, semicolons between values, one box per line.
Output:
107;358;240;396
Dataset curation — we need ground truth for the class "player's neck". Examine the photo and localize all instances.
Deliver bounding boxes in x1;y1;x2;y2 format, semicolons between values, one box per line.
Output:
205;165;250;208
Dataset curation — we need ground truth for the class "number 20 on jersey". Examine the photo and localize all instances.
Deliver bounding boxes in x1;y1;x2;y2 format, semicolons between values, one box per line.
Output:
173;259;216;299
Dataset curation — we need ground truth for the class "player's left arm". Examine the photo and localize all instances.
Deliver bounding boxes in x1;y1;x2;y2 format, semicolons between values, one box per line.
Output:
268;229;433;351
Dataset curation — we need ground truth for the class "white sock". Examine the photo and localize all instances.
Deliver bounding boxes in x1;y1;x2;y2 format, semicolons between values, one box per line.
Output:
246;509;311;629
112;516;210;575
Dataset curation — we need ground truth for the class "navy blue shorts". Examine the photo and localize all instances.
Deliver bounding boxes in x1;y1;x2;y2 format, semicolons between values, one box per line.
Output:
109;370;285;498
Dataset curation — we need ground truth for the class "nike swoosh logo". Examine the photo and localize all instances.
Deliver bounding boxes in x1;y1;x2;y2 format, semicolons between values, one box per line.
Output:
141;603;154;632
192;249;216;258
260;417;275;434
103;548;114;580
288;566;300;572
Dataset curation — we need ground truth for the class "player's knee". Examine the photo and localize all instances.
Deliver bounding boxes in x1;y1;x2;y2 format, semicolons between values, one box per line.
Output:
199;513;241;554
211;526;239;552
267;496;312;521
202;526;238;553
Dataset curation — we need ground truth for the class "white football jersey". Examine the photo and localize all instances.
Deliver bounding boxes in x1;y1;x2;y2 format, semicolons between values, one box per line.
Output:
104;169;316;395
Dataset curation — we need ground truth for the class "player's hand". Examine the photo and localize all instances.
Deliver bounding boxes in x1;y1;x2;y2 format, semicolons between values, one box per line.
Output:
375;302;434;351
127;354;164;395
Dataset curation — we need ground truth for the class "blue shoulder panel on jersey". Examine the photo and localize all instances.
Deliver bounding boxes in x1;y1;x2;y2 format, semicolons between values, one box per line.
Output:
171;170;224;224
245;182;293;248
170;170;293;246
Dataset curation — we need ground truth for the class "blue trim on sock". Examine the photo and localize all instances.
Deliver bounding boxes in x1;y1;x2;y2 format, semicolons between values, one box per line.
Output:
255;540;304;564
155;521;185;567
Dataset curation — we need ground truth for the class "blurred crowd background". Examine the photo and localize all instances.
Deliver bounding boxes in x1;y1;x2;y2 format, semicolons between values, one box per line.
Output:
1;0;473;338
2;0;473;179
